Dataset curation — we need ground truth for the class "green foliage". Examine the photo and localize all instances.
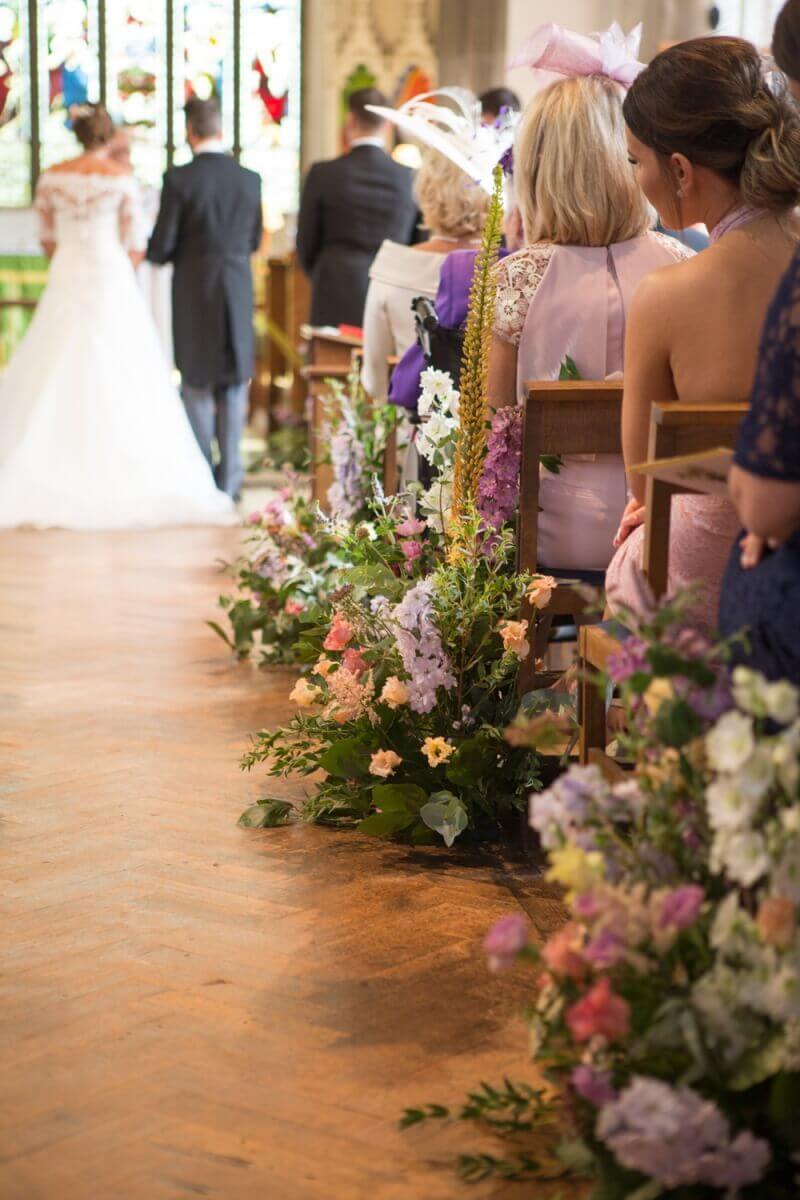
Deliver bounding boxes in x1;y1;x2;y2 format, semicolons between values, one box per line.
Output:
237;798;294;828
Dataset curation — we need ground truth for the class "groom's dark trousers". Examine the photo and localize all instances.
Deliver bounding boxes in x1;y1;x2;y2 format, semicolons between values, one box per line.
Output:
146;150;262;497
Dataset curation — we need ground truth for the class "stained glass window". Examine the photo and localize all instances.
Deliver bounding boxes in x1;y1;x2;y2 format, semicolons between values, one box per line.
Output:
0;0;29;205
1;0;302;221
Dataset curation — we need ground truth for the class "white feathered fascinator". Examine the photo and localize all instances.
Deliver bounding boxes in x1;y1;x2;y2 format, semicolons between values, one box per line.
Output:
365;87;516;194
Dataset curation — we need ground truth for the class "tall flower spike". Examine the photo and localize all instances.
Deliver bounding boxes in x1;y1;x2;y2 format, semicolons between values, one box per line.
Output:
451;164;504;525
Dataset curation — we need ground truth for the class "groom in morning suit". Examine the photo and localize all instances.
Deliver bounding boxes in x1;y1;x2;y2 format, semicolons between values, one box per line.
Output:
147;97;263;499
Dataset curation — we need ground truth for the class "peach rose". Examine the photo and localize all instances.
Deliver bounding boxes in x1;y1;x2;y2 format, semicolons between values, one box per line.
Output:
369;749;402;778
323;612;354;652
289;678;321;708
757;896;796;950
315;656;336;678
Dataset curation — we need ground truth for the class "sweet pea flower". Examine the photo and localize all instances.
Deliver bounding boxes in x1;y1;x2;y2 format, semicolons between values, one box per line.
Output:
706;710;755;773
546;845;605;898
421;736;456;767
584;929;625;969
395;516;427;538
400;540;423;564
527;575;557;610
284;598;304;616
756;896;796;950
342;647;368;676
483;912;530;971
369;749;402;779
380;676;409;709
566;976;630;1043
323;612;354;652
571;1064;617;1107
498;618;530;660
542;922;588;981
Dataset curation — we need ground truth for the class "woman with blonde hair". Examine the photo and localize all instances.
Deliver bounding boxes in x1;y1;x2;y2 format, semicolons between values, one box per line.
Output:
488;23;692;573
360;90;501;403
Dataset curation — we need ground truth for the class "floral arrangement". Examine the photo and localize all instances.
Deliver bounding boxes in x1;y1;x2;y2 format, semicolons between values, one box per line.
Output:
211;372;395;665
408;590;800;1196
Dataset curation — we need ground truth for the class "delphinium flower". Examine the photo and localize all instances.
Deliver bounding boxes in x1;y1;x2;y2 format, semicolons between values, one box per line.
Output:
327;425;366;520
389;579;456;714
529;764;610;850
477;405;522;531
596;1077;770;1191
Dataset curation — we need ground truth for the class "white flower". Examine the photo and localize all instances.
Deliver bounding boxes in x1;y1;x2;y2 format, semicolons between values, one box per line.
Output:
765;680;799;726
706;777;760;832
781;807;800;835
732;665;769;717
772;841;800;903
717;830;771;887
773;726;800;793
737;746;776;800
706;710;756;773
743;964;800;1022
710;892;749;952
419;367;454;396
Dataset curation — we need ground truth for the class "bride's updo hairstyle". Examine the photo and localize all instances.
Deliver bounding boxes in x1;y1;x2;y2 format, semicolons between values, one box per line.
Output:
623;37;800;213
72;103;115;152
515;75;651;247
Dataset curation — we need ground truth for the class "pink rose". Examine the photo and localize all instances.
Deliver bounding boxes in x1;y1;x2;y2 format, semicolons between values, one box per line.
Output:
566;977;630;1044
323;612;354;652
247;510;262;526
284;599;304;616
396;516;427;537
400;540;423;562
342;647;367;676
542;922;587;981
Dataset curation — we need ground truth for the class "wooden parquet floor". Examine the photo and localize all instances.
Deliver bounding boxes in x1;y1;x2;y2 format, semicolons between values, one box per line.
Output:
0;524;573;1200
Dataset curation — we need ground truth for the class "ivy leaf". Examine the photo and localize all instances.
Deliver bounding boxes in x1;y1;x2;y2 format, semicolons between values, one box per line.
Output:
357;810;416;838
318;737;373;779
207;620;234;649
238;799;294;828
371;783;427;813
420;792;469;847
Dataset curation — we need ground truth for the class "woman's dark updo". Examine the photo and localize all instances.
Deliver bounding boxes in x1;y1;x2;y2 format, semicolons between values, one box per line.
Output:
623;36;800;213
72;103;115;151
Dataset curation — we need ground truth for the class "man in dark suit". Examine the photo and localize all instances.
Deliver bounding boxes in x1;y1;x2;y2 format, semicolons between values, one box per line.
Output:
147;97;262;499
296;87;418;328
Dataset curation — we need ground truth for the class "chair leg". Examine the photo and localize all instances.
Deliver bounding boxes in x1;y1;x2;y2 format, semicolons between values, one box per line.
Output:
578;647;607;767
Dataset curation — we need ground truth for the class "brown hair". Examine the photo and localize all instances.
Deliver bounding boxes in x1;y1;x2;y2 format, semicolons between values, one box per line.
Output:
185;97;222;140
623;36;800;213
348;87;388;133
72;103;114;151
774;0;800;79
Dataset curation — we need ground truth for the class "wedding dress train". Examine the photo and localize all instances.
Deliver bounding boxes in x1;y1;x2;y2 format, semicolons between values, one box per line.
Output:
0;170;235;530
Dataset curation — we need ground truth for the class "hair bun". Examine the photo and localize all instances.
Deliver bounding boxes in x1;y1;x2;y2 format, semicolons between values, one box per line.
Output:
741;88;800;211
72;103;114;151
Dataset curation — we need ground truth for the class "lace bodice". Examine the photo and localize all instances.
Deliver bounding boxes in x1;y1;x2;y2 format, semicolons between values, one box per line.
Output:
735;248;800;481
34;171;149;253
492;232;693;346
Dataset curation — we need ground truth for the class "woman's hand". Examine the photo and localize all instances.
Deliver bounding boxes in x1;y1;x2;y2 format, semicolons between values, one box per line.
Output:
613;497;646;548
739;531;779;569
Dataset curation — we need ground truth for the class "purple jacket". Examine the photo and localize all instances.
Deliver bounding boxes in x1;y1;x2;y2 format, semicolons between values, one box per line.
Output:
388;247;510;411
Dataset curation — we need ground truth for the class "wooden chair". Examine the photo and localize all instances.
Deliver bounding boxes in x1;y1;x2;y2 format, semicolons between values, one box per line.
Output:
517;380;624;694
300;324;363;369
579;401;747;768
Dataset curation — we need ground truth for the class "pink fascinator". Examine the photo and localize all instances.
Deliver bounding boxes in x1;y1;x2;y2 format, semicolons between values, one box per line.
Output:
509;21;645;93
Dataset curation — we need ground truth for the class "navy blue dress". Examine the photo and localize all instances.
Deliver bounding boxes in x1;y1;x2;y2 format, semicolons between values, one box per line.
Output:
719;250;800;682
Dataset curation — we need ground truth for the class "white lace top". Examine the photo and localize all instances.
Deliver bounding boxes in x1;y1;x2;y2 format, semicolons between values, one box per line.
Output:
493;232;693;346
34;171;149;254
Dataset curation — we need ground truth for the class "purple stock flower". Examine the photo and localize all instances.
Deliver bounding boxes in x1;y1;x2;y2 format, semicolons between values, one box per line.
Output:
571;1064;617;1107
483;913;530;971
658;884;704;930
606;637;648;685
478;407;522;531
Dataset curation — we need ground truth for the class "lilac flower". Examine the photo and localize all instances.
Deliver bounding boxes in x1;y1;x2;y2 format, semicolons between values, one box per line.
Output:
597;1077;770;1191
483;912;530;971
606;637;648;685
658;884;704;930
478;407;522;531
571;1065;617;1107
390;579;456;714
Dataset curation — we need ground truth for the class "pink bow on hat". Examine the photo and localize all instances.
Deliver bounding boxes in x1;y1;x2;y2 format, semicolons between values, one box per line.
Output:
509;21;645;92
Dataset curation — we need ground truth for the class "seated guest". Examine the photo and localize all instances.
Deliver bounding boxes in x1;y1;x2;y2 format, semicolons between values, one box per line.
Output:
605;36;800;628
480;86;521;124
719;0;800;683
361;89;505;403
296;88;418;328
488;30;692;573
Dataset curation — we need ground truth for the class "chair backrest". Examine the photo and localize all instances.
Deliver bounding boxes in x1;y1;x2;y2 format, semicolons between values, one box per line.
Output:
518;381;624;575
640;402;747;598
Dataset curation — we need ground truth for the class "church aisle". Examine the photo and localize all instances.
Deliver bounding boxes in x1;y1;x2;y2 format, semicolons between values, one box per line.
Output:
0;527;568;1200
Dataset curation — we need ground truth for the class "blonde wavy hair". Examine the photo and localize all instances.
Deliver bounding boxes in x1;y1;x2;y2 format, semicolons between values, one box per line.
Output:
415;147;490;239
515;74;652;247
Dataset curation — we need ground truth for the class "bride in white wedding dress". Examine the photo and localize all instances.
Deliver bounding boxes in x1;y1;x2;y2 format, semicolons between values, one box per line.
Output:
0;105;235;530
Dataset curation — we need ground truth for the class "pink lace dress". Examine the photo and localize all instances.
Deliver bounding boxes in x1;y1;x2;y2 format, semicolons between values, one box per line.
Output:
494;232;692;571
